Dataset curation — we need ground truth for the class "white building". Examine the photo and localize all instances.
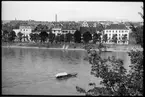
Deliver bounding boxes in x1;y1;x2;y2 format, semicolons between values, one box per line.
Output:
51;28;62;35
19;26;32;36
13;29;20;36
104;24;129;44
13;25;33;41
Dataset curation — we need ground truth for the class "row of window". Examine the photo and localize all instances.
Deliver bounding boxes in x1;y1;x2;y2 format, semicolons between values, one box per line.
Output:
108;34;128;36
105;30;128;33
108;37;127;40
20;29;31;31
53;30;75;33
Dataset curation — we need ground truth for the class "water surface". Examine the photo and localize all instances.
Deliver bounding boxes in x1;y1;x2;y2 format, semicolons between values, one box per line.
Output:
2;47;131;95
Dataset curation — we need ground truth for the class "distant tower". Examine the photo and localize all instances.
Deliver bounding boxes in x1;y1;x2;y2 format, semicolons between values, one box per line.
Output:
55;14;57;22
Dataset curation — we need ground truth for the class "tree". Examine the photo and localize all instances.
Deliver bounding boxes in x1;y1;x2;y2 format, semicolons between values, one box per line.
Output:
122;34;127;44
130;6;143;47
60;34;65;43
76;45;143;96
55;34;61;44
65;32;73;43
17;32;23;42
39;31;48;43
112;34;118;44
93;33;101;43
83;31;92;43
102;34;108;43
2;23;13;33
34;24;48;32
76;5;143;96
74;30;81;43
2;30;9;42
8;31;16;42
48;31;55;44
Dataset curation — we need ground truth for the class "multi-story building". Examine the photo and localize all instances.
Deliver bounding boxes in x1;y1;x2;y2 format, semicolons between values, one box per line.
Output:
19;25;32;36
61;23;77;34
12;25;33;41
51;22;63;35
104;24;129;44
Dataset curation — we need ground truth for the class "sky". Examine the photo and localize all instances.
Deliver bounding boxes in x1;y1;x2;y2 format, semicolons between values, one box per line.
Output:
2;1;143;22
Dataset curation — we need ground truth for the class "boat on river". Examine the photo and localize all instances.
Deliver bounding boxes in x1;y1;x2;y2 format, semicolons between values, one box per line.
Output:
55;72;77;79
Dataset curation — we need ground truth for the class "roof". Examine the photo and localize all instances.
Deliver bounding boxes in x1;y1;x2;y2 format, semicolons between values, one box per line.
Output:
62;23;78;30
19;25;32;29
51;22;63;28
80;27;96;34
105;24;128;30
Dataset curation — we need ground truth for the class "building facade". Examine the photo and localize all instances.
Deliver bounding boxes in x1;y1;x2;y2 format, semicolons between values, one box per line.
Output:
51;28;62;35
104;24;129;44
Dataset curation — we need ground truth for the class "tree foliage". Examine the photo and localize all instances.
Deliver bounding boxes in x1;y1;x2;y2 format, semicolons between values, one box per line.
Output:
2;30;9;42
112;34;118;44
74;30;81;43
102;34;108;43
34;24;48;32
130;6;143;47
8;31;16;42
17;32;23;42
39;31;48;43
65;32;73;43
48;31;55;44
93;33;101;43
83;31;92;43
122;34;127;44
29;33;40;43
76;45;143;96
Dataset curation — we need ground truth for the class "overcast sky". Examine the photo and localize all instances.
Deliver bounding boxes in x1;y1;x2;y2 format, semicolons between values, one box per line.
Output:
2;1;143;22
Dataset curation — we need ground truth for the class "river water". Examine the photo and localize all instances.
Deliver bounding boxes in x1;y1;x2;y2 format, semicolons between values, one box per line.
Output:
2;47;131;95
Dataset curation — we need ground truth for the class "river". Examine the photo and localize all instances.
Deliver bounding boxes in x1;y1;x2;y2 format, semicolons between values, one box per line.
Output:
2;47;131;95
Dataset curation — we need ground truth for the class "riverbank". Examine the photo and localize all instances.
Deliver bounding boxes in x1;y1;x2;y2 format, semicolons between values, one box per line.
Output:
2;42;143;52
2;45;143;52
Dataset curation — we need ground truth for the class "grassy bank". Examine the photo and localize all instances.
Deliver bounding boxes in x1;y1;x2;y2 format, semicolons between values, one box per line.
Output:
2;42;143;51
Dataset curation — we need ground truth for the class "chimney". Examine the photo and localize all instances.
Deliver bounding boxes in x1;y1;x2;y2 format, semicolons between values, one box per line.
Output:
55;14;57;22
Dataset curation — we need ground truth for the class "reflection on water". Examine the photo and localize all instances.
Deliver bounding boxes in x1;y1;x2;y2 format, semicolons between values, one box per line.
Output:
2;47;131;95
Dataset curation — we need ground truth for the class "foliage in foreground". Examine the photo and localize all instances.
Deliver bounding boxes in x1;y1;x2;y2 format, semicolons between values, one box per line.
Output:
76;44;143;96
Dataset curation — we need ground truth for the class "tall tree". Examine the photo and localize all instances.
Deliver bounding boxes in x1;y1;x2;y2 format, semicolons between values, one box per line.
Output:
122;34;127;44
34;24;48;32
39;31;48;43
83;31;92;43
102;34;108;43
112;34;118;44
17;32;23;42
74;30;81;43
2;30;9;42
130;6;143;47
8;31;16;42
65;32;73;43
48;31;55;44
55;34;61;44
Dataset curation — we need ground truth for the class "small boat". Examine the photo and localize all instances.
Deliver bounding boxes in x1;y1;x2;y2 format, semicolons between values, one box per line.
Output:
55;72;77;79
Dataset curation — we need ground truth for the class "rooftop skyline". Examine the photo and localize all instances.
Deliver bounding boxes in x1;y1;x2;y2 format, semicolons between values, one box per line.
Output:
2;1;143;22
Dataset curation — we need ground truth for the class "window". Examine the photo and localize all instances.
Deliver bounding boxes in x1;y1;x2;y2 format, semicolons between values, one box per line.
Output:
122;30;124;32
116;30;117;32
